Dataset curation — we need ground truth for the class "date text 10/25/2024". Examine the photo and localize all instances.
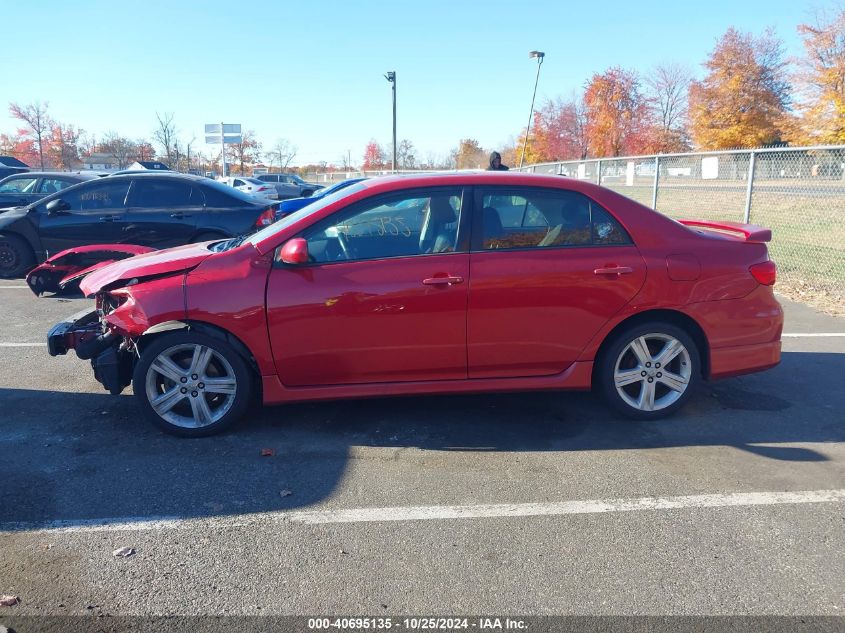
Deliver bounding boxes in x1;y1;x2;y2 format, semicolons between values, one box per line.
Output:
307;618;527;630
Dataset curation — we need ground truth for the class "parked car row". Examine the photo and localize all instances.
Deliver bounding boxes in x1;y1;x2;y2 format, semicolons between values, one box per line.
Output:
0;171;106;209
257;173;323;198
0;172;279;278
216;176;280;201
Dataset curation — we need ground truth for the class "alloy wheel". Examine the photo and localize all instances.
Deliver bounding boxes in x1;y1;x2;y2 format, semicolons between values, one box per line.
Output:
145;343;238;429
613;333;692;412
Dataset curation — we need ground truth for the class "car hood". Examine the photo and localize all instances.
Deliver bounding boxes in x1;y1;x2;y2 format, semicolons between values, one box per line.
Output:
79;242;216;296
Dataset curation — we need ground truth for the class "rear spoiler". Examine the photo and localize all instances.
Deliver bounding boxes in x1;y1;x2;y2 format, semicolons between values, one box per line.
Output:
678;219;771;243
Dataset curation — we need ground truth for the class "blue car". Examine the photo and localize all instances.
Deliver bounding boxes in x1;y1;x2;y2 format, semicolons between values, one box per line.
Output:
275;178;367;220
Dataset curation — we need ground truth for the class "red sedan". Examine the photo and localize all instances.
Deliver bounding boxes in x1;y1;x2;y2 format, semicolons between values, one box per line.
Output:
48;173;783;436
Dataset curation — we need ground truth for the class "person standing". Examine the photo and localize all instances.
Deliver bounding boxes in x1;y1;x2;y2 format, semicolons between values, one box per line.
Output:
487;151;509;171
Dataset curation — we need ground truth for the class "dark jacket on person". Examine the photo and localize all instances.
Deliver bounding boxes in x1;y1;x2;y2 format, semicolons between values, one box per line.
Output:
487;151;509;171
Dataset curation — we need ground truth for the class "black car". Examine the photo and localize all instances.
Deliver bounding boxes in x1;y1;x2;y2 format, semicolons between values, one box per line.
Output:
0;172;279;278
0;156;30;180
0;171;106;210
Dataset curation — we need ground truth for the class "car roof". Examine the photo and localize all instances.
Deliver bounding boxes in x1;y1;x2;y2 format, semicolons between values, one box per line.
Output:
3;171;104;179
105;172;209;182
356;171;588;191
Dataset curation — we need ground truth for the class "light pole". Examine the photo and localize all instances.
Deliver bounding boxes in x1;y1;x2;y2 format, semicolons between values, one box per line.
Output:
519;50;545;169
385;71;397;172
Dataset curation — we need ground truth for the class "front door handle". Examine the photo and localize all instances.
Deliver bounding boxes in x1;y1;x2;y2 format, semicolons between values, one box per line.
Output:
170;212;192;219
99;216;117;222
594;266;633;276
422;275;464;286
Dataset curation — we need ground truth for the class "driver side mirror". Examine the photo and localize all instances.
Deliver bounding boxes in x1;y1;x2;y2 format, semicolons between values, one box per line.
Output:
278;238;309;265
46;198;70;216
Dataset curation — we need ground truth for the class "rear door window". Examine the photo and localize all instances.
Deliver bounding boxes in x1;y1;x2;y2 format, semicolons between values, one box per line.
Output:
127;180;199;207
475;187;631;250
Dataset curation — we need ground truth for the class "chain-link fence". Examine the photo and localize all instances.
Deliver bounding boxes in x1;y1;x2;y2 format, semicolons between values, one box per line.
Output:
518;146;845;307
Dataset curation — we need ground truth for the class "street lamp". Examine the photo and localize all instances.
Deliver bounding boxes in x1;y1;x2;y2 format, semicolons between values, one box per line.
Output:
384;71;397;172
519;50;545;169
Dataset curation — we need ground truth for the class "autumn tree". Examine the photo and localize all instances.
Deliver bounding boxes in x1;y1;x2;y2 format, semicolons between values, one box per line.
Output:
47;123;82;169
453;138;486;169
100;132;136;169
688;28;790;149
362;139;385;169
644;63;693;152
225;130;262;175
136;140;156;161
0;130;38;166
584;68;649;157
10;101;51;169
785;8;845;144
529;97;590;161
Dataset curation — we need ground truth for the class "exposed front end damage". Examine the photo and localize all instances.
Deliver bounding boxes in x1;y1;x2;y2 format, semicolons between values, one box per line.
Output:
48;259;197;396
26;244;156;296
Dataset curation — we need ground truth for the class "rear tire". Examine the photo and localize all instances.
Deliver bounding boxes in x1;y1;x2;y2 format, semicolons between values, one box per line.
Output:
596;321;700;420
132;331;253;437
301;189;314;198
0;233;35;278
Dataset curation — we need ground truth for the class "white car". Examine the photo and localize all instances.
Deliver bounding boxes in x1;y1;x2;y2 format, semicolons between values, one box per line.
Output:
217;176;279;200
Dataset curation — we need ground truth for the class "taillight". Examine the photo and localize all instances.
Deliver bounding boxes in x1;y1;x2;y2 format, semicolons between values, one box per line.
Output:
749;260;777;286
258;186;270;192
255;207;276;227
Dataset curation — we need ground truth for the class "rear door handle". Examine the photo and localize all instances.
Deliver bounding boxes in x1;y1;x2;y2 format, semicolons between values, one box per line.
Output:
594;266;633;276
99;216;117;222
422;275;464;286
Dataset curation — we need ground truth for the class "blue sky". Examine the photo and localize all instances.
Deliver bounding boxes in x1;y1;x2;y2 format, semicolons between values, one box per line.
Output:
0;0;820;166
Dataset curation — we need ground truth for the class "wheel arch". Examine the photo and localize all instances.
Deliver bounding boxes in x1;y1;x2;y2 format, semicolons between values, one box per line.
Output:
592;309;711;383
137;319;261;387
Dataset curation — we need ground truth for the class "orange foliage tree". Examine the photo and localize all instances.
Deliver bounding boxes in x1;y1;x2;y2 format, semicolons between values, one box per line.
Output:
785;8;845;144
362;139;385;169
529;97;589;161
584;67;649;157
688;28;790;149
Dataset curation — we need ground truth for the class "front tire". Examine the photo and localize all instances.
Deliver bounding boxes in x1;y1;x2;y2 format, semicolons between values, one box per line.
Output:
0;233;35;278
596;322;700;420
132;331;253;437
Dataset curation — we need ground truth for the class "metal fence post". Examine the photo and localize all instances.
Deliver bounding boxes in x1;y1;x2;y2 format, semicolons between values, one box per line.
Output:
743;151;756;224
652;155;660;210
596;159;602;186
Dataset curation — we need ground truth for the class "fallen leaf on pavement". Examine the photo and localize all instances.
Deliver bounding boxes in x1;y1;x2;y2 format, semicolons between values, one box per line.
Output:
112;547;135;558
0;595;19;607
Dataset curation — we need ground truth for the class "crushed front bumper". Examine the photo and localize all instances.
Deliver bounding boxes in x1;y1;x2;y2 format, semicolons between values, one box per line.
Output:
47;308;100;356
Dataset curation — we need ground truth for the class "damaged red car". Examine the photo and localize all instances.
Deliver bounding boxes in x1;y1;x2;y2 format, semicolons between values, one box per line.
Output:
48;173;783;436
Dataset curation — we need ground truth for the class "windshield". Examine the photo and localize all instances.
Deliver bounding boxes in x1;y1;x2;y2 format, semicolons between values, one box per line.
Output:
246;182;367;245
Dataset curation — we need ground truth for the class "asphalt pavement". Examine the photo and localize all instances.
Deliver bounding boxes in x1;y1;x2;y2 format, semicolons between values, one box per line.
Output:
0;284;843;621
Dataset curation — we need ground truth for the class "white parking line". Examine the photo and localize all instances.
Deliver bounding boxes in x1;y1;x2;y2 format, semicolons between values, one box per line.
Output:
0;343;41;347
0;285;29;289
3;489;843;534
782;333;845;337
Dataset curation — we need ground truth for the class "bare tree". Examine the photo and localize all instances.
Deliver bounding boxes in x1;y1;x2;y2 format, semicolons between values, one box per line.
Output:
101;132;136;169
153;112;177;166
268;138;297;171
10;101;51;169
397;139;416;169
646;64;690;132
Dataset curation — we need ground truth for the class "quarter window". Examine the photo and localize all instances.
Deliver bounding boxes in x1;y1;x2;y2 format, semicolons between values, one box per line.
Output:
476;188;631;250
300;189;463;264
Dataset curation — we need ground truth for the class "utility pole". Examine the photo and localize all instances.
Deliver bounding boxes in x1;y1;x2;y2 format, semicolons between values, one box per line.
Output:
519;51;545;169
385;71;397;172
